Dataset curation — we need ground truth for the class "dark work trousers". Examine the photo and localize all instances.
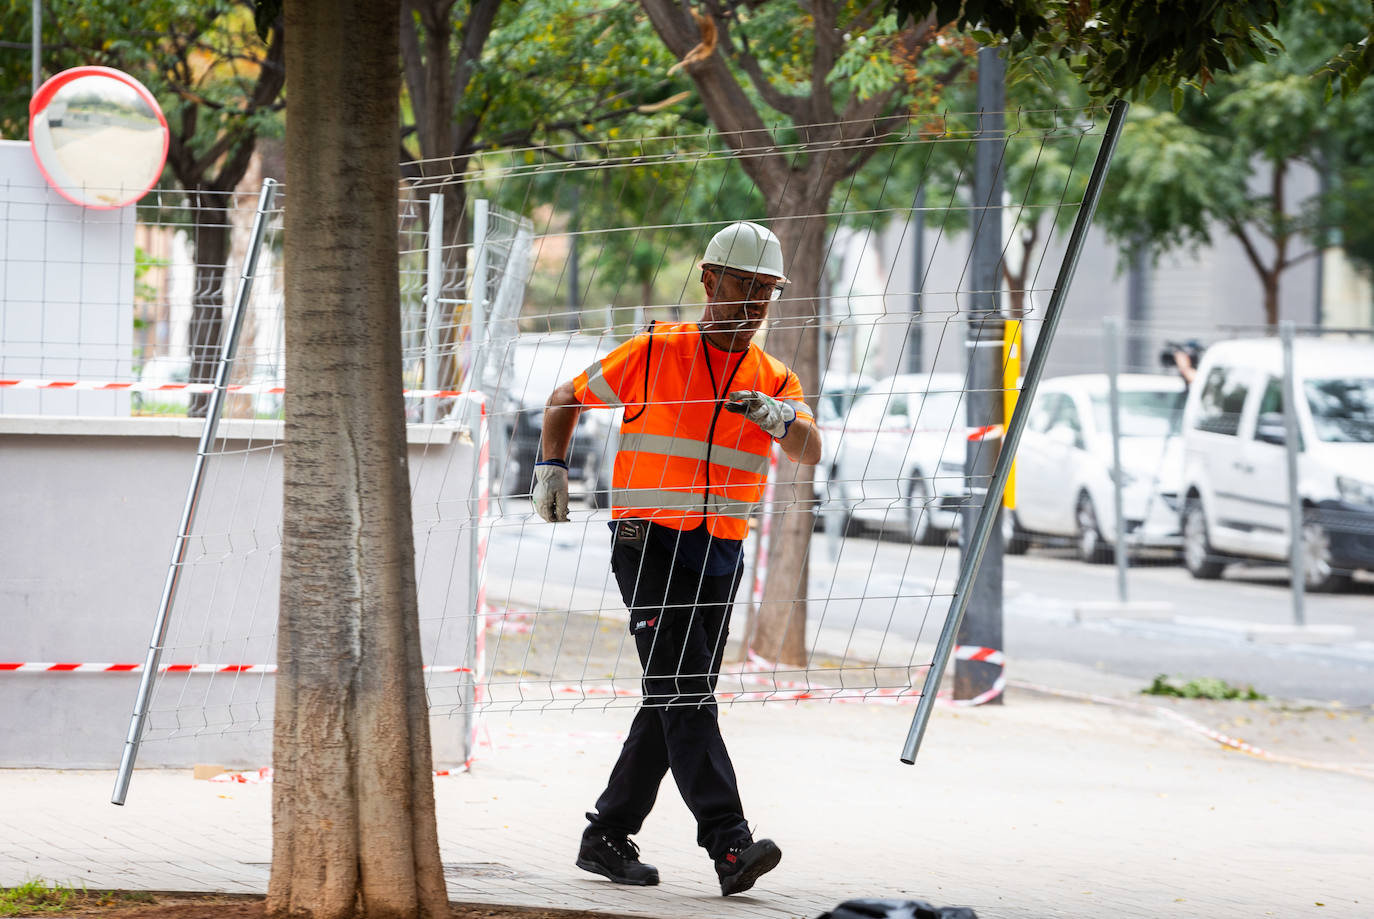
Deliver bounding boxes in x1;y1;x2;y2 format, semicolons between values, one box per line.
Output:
585;531;749;860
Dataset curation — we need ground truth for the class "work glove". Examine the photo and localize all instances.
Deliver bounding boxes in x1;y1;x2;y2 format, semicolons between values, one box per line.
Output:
726;390;796;439
532;460;570;523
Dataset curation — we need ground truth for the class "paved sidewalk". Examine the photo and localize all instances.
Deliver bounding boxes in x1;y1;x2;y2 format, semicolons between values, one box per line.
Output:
2;666;1371;919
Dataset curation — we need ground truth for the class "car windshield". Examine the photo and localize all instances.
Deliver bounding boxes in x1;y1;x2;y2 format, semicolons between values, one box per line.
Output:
1304;377;1374;443
1090;389;1184;437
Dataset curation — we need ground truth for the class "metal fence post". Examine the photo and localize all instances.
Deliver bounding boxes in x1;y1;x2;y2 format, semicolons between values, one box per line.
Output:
112;179;279;805
470;199;490;390
1281;320;1306;626
31;0;41;96
902;99;1130;764
424;192;444;424
1105;316;1128;603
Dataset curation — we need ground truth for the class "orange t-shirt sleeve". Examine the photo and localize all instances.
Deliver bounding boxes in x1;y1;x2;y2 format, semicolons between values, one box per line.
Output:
572;333;648;408
776;371;813;422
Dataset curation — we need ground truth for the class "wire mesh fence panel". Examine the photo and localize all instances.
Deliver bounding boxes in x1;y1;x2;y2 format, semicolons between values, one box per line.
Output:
122;190;540;765
0;181;280;418
7;101;1138;775
399;103;1126;725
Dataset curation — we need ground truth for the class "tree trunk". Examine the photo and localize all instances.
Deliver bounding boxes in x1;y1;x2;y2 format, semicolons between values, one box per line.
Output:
269;1;447;918
188;196;231;418
753;203;826;666
1263;269;1281;326
433;177;471;398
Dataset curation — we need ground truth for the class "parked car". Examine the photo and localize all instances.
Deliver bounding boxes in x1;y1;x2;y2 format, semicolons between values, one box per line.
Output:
1179;337;1374;591
815;372;874;425
493;334;613;503
818;372;970;544
1010;373;1186;561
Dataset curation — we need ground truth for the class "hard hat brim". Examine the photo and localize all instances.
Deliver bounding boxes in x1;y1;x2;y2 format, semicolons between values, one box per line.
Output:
699;260;790;285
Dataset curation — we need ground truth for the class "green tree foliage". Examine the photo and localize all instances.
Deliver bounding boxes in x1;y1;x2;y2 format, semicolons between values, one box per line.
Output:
892;0;1284;99
1315;0;1374;98
1099;0;1374;324
399;1;719;354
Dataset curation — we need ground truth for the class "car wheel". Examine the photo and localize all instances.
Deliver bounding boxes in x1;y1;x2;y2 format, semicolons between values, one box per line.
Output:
1301;512;1352;593
1003;509;1030;555
1075;492;1113;564
905;474;946;546
1182;498;1224;579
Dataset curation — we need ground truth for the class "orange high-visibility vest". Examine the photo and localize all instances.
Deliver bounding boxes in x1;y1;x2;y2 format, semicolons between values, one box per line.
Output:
573;322;811;540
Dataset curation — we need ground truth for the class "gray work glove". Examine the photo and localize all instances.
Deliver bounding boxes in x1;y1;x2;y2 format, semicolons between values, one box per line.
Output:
726;390;796;439
531;460;570;522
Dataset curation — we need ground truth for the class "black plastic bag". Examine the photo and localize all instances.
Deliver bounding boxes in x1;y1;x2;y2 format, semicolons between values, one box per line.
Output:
816;898;978;919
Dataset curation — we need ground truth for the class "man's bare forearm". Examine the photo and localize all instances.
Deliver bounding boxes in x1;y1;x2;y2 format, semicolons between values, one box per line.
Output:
541;380;583;462
778;415;822;466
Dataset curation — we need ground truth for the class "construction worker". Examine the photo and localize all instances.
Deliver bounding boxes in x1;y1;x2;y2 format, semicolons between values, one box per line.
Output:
533;221;821;896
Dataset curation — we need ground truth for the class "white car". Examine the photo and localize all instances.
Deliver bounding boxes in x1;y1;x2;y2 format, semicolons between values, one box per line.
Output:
1179;337;1374;591
1010;374;1186;561
819;373;970;544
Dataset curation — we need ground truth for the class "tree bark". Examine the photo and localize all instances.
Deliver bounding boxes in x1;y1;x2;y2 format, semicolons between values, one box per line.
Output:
753;208;826;665
269;2;447;918
1262;269;1281;326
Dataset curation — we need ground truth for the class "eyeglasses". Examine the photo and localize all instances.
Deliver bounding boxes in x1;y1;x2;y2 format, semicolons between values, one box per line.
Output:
714;267;785;302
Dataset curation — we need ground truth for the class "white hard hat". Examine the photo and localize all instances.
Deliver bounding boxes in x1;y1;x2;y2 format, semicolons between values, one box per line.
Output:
699;221;788;283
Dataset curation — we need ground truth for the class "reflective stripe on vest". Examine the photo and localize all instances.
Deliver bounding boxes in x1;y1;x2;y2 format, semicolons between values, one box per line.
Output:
583;361;621;408
617;431;770;477
610;486;754;522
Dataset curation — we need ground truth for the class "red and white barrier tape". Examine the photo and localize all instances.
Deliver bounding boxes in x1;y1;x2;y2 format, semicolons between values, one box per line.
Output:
944;645;1006;707
0;378;474;399
0;662;473;674
966;424;1004;443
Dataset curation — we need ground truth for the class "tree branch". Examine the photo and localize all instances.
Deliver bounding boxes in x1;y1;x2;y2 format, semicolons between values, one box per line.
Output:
1228;218;1272;281
639;0;787;193
846;0;887;36
1281;248;1322;271
710;8;808;120
810;0;841;124
399;3;428;133
453;0;502;106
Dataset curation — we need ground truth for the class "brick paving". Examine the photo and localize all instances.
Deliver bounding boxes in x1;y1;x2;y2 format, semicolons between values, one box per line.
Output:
2;674;1371;919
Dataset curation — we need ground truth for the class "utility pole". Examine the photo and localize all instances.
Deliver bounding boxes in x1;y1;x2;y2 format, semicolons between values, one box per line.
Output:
955;46;1006;704
906;185;925;373
32;0;42;95
567;184;582;332
1126;238;1149;370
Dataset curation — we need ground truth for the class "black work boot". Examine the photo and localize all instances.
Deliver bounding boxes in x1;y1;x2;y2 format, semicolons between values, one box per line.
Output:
716;838;782;896
576;831;660;886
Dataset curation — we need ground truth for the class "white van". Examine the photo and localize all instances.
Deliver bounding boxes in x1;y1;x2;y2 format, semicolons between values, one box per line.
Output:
1179;337;1374;591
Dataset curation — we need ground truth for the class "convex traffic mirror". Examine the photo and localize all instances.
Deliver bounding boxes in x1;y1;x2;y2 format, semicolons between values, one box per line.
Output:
28;66;169;209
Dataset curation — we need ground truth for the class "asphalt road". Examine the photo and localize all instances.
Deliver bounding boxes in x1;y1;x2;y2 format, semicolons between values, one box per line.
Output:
486;505;1374;706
